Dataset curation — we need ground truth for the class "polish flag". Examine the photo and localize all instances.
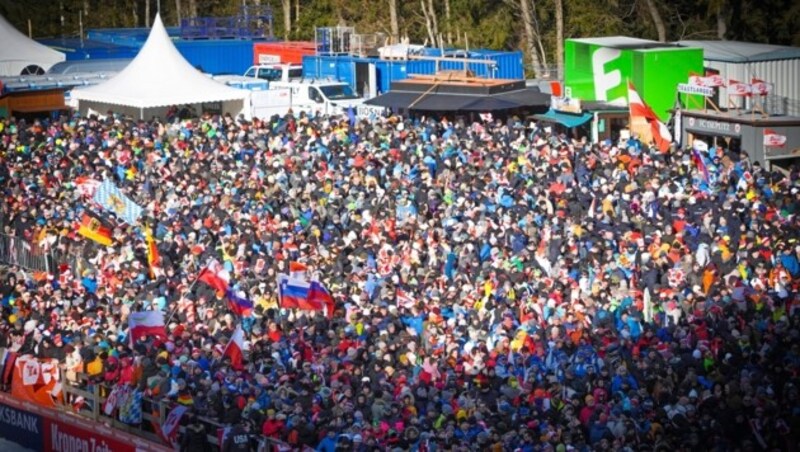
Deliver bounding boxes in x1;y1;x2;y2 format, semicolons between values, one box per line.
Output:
289;261;307;279
198;259;230;293
223;325;245;370
627;81;672;152
128;311;166;345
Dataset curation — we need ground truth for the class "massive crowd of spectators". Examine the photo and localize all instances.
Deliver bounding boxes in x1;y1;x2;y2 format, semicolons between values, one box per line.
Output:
0;110;799;452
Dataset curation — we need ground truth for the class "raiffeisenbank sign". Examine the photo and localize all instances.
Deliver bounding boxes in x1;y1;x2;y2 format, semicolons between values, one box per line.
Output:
563;38;704;121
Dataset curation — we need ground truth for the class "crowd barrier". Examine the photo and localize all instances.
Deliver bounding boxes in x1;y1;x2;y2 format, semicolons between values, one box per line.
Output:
0;233;81;276
62;370;226;450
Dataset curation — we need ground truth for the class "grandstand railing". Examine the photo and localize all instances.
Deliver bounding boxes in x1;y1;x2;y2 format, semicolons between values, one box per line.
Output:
59;369;264;451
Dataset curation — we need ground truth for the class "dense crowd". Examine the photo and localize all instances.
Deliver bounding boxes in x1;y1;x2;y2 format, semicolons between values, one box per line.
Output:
0;110;799;452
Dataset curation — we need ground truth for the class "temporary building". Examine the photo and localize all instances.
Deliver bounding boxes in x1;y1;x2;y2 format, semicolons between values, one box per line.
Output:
71;14;248;119
0;13;65;76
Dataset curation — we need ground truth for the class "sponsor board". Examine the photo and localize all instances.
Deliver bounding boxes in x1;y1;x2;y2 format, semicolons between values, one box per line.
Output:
0;399;43;451
677;83;714;97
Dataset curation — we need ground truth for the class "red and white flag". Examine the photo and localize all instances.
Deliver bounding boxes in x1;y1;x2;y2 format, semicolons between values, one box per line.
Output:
223;325;245;370
396;288;415;308
197;259;230;293
289;261;308;280
627;81;672;152
128;311;167;345
74;176;101;197
728;79;752;96
689;72;724;87
764;129;787;147
160;405;188;447
751;78;771;96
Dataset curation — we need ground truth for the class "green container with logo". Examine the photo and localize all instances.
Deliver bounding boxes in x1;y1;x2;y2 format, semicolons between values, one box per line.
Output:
564;38;704;121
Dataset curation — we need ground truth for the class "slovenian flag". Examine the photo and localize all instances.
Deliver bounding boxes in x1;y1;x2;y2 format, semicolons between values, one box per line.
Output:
226;290;253;317
223;325;245;370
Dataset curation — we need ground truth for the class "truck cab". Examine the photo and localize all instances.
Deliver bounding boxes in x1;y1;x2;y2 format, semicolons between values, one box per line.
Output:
242;64;303;83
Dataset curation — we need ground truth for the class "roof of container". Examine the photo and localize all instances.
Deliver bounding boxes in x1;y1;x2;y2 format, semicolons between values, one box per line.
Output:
676;40;800;63
569;36;678;50
39;38;133;51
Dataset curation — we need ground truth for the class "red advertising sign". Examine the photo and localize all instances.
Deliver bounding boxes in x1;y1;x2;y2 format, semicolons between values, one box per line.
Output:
45;415;133;452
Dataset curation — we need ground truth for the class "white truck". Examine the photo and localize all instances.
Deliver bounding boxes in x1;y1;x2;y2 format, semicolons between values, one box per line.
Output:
213;64;384;119
212;64;303;90
248;78;384;119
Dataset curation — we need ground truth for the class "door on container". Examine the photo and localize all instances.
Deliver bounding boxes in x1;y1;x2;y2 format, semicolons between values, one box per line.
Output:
354;62;376;98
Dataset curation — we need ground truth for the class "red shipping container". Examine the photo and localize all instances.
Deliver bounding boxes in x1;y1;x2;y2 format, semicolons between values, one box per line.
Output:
253;41;316;65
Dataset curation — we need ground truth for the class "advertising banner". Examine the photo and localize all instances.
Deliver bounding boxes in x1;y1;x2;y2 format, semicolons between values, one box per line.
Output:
45;414;134;452
0;398;43;451
0;392;169;452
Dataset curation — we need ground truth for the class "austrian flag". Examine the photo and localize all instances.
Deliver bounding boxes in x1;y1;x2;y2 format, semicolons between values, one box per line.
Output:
627;81;672;152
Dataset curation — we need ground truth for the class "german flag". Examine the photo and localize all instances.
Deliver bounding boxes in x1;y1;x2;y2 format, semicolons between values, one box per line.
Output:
77;211;113;246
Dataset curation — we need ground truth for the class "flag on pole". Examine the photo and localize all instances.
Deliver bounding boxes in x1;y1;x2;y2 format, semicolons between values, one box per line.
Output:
198;259;230;293
93;179;143;225
750;78;771;96
727;79;752;96
128;311;167;345
223;325;245;370
76;211;113;246
627;81;672;152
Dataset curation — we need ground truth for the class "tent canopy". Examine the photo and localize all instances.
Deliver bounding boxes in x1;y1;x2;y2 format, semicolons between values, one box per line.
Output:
71;14;247;110
365;88;549;112
0;14;65;76
533;109;593;128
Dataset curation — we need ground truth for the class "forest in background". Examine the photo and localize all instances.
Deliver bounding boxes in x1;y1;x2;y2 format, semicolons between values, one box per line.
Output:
1;0;799;77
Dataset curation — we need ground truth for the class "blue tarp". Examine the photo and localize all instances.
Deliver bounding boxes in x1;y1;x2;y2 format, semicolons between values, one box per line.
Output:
534;109;593;128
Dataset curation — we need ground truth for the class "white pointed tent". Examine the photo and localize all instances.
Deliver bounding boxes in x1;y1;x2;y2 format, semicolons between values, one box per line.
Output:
71;14;248;119
0;14;65;76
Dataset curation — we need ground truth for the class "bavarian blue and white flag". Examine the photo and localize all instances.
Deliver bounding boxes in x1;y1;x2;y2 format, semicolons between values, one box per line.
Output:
93;179;143;225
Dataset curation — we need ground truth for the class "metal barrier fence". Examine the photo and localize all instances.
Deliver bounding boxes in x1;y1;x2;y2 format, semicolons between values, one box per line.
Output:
0;232;83;276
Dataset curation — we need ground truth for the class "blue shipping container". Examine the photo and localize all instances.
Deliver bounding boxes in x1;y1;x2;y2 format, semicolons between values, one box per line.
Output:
302;49;523;95
85;28;258;75
38;38;138;61
175;40;256;75
87;27;180;47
